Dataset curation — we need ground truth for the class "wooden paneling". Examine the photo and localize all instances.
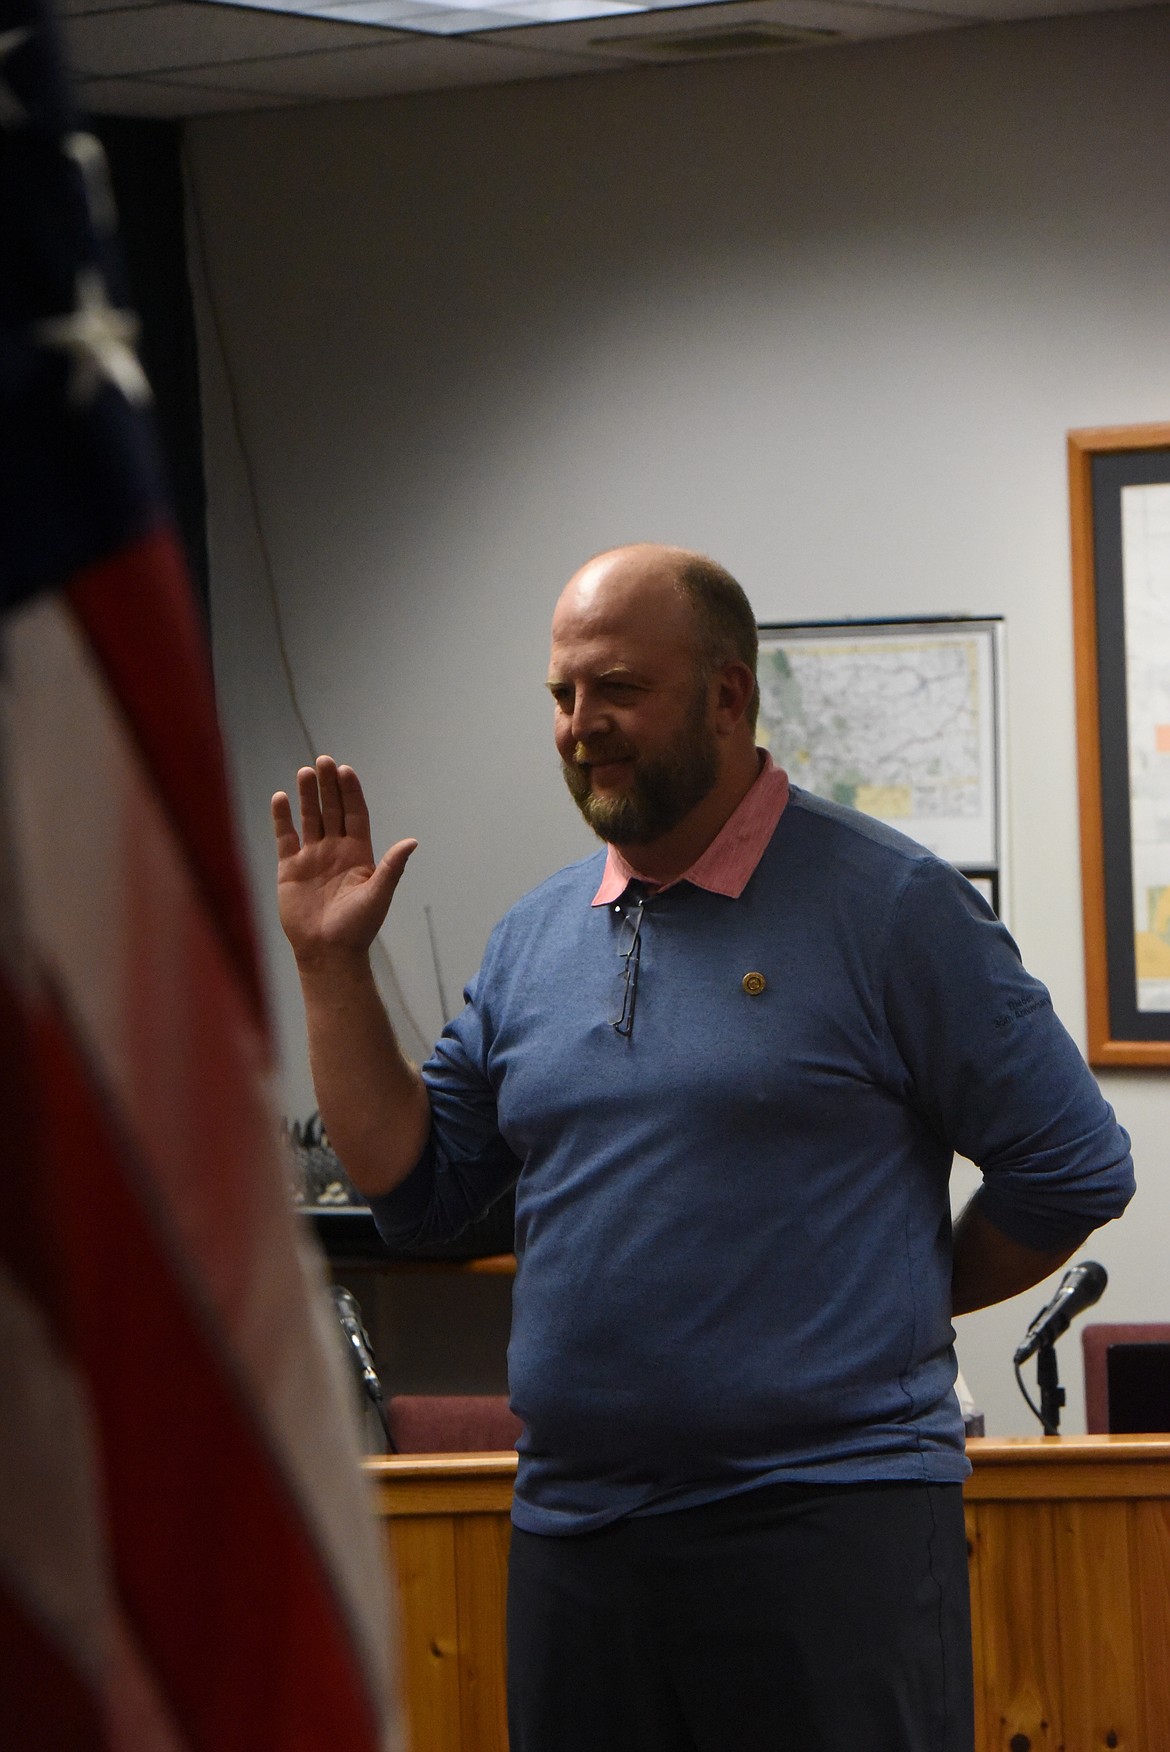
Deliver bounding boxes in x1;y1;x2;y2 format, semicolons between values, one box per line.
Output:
387;1516;463;1752
968;1500;1063;1751
454;1514;511;1748
372;1456;515;1752
1134;1498;1170;1736
1054;1501;1139;1751
371;1440;1170;1752
964;1504;990;1752
966;1438;1170;1752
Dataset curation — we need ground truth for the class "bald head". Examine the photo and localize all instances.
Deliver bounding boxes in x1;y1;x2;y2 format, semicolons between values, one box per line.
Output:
554;545;760;732
553;547;700;674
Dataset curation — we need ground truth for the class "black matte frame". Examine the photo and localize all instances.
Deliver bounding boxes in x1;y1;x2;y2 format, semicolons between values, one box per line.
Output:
1093;449;1170;1044
1070;426;1170;1065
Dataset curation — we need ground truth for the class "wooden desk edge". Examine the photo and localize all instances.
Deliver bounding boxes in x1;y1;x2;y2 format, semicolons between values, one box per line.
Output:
367;1450;519;1516
363;1437;1170;1513
964;1433;1170;1500
966;1434;1170;1463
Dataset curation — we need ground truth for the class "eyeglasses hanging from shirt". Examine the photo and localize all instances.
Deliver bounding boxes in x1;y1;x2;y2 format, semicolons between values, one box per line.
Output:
611;886;650;1039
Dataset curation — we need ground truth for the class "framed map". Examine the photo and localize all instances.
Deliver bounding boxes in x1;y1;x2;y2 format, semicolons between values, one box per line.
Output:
756;616;1004;909
1070;422;1170;1066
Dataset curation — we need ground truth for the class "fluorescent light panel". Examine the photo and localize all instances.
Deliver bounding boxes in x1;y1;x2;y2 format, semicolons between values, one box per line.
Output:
216;0;717;35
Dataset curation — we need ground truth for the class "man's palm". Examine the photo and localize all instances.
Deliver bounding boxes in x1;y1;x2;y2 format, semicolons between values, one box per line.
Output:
272;757;416;960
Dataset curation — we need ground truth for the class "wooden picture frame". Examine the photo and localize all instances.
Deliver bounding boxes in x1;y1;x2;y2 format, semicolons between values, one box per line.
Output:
1069;422;1170;1066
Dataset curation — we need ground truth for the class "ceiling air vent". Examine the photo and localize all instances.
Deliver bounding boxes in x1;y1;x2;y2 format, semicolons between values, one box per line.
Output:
590;21;839;55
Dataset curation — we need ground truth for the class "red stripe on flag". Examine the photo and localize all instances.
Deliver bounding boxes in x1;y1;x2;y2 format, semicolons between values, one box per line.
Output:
0;958;57;1316
67;526;266;1033
37;991;382;1752
0;1583;106;1751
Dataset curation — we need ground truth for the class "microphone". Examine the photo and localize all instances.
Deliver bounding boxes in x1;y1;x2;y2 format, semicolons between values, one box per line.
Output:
331;1285;394;1450
331;1285;387;1410
1013;1261;1107;1365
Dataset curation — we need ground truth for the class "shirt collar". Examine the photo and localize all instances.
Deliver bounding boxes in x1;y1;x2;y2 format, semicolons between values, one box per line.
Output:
591;752;790;906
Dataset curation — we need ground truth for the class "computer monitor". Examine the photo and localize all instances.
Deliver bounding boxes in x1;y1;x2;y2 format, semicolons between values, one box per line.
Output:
1106;1343;1170;1434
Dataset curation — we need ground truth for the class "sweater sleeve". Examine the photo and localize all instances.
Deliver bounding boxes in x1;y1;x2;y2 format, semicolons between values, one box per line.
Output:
368;939;521;1250
881;859;1135;1251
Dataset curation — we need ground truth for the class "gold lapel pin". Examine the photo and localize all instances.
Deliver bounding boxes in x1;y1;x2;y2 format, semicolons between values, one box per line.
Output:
742;971;766;996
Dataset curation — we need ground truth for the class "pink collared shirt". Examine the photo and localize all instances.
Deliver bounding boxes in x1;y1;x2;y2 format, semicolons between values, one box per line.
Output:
591;751;791;905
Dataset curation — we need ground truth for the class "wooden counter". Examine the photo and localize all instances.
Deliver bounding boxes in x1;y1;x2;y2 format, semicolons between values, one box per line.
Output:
964;1435;1170;1751
370;1453;516;1752
369;1437;1170;1752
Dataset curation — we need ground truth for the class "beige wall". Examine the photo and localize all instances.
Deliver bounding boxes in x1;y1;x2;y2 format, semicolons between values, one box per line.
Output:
190;6;1170;1434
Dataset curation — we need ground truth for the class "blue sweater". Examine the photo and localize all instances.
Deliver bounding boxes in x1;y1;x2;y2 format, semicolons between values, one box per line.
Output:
372;789;1134;1533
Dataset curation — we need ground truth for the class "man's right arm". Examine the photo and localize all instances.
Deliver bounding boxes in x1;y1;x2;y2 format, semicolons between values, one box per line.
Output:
273;756;430;1198
296;948;430;1198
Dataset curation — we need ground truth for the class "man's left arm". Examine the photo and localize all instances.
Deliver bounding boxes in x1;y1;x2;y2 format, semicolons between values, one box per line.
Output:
950;1200;1089;1317
882;860;1136;1314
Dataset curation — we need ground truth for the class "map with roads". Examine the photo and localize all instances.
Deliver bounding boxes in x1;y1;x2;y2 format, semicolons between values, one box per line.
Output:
756;622;1000;872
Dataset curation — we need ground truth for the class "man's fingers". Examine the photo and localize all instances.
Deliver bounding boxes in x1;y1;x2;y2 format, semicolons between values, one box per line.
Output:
316;755;345;837
271;791;301;860
336;764;370;839
296;765;323;843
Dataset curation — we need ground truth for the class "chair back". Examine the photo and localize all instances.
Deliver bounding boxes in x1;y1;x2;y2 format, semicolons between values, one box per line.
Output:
1082;1323;1170;1432
387;1394;522;1453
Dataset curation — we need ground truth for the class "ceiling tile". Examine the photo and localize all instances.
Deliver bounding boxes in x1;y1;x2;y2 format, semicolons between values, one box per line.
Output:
155;30;631;94
61;0;1167;119
59;0;160;16
61;1;399;77
76;72;301;109
876;0;1165;15
480;0;961;59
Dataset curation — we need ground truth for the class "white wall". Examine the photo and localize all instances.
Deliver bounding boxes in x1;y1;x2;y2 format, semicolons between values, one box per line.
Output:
189;6;1170;1434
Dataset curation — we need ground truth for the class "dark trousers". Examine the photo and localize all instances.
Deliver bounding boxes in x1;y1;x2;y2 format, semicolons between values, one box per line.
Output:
507;1479;974;1752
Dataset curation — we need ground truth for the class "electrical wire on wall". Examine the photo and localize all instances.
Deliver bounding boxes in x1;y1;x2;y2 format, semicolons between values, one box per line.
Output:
181;147;432;1066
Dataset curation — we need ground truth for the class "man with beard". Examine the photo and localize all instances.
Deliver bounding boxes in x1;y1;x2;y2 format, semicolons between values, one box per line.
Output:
273;543;1133;1752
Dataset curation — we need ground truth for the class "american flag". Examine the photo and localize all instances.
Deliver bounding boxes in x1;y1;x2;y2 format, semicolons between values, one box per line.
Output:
0;4;400;1746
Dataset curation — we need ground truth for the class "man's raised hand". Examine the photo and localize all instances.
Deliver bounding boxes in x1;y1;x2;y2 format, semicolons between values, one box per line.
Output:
272;757;416;966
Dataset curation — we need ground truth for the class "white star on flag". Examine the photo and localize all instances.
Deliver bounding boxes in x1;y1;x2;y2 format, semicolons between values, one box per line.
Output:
64;131;119;235
35;267;152;407
0;26;31;127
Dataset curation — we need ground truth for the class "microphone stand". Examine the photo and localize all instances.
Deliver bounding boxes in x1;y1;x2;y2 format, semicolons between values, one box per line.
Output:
1036;1338;1066;1437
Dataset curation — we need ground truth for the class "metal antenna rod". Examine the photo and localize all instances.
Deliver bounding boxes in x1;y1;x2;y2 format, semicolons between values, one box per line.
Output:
424;904;452;1025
